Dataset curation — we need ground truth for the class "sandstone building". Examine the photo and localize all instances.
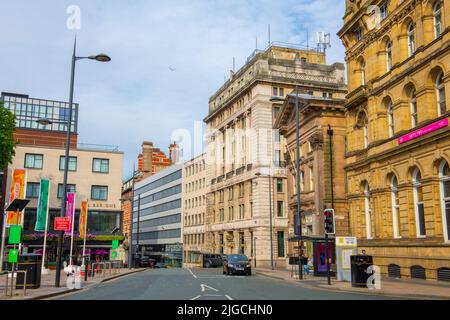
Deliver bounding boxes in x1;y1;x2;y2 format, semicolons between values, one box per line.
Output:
338;0;450;280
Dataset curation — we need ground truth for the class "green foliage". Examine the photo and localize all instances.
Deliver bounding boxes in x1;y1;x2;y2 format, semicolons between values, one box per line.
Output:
0;101;16;170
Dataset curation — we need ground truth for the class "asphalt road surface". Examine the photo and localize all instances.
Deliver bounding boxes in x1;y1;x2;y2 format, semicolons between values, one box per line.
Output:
55;268;398;300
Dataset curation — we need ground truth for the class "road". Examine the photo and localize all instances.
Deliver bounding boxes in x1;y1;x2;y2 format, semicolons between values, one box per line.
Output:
55;268;397;300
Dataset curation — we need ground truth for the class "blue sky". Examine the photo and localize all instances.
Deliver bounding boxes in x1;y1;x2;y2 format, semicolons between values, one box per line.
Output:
0;0;346;178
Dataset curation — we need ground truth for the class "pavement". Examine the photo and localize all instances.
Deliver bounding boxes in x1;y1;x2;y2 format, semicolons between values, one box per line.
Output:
54;268;406;300
254;267;450;300
0;268;146;300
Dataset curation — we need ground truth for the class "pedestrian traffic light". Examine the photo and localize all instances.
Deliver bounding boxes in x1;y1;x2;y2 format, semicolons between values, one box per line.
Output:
324;209;335;235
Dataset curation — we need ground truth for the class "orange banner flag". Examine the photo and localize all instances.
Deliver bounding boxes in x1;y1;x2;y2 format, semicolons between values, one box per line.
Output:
7;169;27;226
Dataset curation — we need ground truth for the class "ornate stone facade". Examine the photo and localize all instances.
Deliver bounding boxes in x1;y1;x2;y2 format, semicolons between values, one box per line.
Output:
338;0;450;280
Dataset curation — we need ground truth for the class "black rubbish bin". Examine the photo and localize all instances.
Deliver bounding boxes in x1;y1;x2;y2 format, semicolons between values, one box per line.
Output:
16;254;42;289
350;255;373;288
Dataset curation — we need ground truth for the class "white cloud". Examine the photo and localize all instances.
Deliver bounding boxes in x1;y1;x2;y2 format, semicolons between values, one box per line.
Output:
0;0;345;177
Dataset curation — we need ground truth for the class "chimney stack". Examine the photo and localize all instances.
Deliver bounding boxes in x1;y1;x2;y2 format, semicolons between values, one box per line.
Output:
141;141;154;175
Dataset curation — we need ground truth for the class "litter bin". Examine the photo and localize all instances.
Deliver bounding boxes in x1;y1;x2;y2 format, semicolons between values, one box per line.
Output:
350;255;373;288
16;254;42;289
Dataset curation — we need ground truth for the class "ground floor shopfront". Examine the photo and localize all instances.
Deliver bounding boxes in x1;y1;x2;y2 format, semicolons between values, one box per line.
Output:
137;243;183;268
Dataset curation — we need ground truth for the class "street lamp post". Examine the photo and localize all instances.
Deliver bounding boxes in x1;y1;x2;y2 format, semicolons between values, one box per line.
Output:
255;172;274;270
48;38;110;288
270;86;302;279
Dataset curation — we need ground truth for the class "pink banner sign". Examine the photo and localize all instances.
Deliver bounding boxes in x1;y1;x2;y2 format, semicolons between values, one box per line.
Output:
65;193;76;236
399;118;448;144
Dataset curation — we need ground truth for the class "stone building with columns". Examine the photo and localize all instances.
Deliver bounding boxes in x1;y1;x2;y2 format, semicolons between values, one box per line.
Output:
338;0;450;280
203;45;330;269
274;88;349;264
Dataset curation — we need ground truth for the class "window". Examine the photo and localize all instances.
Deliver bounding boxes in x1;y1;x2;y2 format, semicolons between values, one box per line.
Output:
228;207;234;221
277;231;285;257
220;209;225;222
411;89;418;127
239;204;245;220
361;61;366;86
309;167;314;191
91;186;108;201
354;28;362;41
273;87;278;97
387;100;394;137
407;23;415;57
25;154;43;169
364;182;372;239
391;176;401;239
57;184;76;199
380;2;388;20
386;40;392;72
59;156;77;172
219;234;224;255
26;183;40;198
92;158;109;173
413;169;426;237
277;201;284;217
277;179;283;193
440;161;450;241
434;2;443;39
239;232;245;255
279;88;285;97
437;72;446;116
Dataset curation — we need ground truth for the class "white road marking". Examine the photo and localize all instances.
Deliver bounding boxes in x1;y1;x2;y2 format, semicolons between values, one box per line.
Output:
225;294;234;300
201;284;219;292
190;295;202;300
188;269;198;279
204;294;222;297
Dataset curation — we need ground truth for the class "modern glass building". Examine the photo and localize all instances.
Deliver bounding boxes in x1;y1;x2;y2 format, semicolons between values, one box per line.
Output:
1;92;78;133
132;164;183;267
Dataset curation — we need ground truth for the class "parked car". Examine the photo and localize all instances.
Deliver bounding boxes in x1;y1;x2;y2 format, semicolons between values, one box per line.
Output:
223;254;252;276
155;262;167;269
203;254;224;268
137;256;152;268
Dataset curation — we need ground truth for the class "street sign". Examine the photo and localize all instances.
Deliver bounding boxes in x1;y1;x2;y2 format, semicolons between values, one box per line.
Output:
8;225;22;245
54;217;71;231
8;249;19;263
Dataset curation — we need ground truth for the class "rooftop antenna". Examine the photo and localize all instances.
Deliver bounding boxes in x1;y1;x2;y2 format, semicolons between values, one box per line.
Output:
256;36;258;51
317;31;331;63
233;57;236;73
268;24;271;47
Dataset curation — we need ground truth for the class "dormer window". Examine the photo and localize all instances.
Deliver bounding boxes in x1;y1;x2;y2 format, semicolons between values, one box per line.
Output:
354;28;362;41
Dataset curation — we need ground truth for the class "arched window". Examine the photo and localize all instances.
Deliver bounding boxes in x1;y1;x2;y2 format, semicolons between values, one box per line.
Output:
434;1;443;39
440;161;450;241
411;89;418;127
386;40;393;71
364;182;372;239
387;100;394;137
437;72;446;116
407;23;415;57
391;176;401;238
356;111;369;149
413;169;426;237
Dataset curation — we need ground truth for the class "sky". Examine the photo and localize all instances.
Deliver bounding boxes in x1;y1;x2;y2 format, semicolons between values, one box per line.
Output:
0;0;346;179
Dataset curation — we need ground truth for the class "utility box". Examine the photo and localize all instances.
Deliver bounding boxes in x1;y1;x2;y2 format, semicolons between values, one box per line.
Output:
335;237;358;282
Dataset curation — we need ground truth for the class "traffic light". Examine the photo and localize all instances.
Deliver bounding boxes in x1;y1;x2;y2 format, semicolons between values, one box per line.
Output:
324;209;335;235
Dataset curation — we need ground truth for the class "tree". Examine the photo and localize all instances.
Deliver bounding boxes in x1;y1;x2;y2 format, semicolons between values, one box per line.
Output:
0;101;16;171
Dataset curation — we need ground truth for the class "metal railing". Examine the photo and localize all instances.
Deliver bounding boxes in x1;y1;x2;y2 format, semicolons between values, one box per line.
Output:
2;271;27;298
